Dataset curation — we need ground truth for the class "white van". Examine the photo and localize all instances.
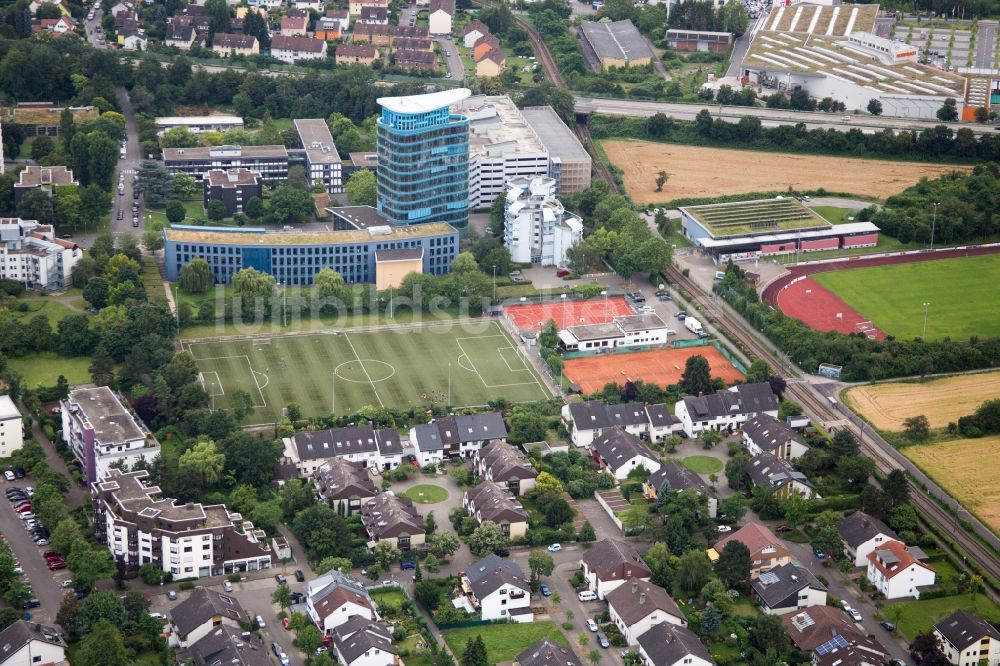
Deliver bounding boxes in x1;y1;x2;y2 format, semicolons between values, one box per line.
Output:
578;590;597;602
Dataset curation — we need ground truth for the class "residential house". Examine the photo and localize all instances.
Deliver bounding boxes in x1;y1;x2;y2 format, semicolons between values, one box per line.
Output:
166;587;248;648
463;481;529;539
32;16;76;35
580;538;652;600
182;7;210;32
515;639;583;666
165;20;196;49
117;20;147;50
838;511;899;568
741;414;808;460
636;623;715;666
409;412;507;463
271;34;327;63
336;43;379;64
212;32;259;57
360;493;425;551
428;0;453;34
561;400;680;448
325;8;350;29
460;554;532;622
750;562;827;615
280;15;308;35
591;427;660;481
474;440;536;495
643;462;717;517
349;0;387;15
282;425;403;474
333;619;400;666
247;0;283;8
744;454;817;499
358;6;388;23
312;458;376;515
316;17;345;40
866;539;935;599
0;621;67;666
179;625;271;666
353;23;428;47
712;522;790;579
462;19;489;47
782;606;888;663
13;165;77;203
475;49;506;77
293;0;325;10
393;37;432;51
473;33;500;61
933;610;1000;666
607;578;686;646
394;49;436;71
306;569;379;635
674;382;779;437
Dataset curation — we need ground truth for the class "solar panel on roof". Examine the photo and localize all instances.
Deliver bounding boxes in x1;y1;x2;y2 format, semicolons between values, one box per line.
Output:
815;633;849;655
758;572;780;585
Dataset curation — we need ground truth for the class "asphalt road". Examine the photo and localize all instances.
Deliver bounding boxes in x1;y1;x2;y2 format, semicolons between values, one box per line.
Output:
111;86;145;245
974;20;998;68
436;36;463;81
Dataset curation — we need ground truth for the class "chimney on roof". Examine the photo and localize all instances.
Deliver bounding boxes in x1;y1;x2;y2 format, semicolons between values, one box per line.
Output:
639;593;646;605
631;581;638;593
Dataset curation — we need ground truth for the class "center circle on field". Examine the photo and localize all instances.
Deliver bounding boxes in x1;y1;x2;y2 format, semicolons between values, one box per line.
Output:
334;360;396;383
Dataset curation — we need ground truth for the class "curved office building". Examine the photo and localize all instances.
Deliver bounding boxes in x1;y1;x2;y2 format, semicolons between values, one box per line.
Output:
376;88;471;228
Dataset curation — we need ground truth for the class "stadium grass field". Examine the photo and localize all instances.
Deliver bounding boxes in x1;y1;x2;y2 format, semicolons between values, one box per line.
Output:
811;255;1000;341
183;321;550;424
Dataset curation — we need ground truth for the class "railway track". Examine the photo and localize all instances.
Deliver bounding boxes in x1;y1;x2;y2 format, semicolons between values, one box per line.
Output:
665;265;1000;587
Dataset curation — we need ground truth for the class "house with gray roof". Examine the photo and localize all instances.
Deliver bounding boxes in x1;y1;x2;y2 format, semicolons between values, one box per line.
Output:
837;511;898;567
360;493;425;551
283;425;403;474
607;578;686;646
180;624;271;666
591;427;660;481
474;440;537;495
562;400;680;447
579;19;653;69
745;453;817;499
463;480;529;539
410;412;507;464
675;383;778;438
580;538;651;600
742;413;809;460
933;610;1000;666
644;461;718;518
515;639;583;666
458;554;533;622
0;621;66;666
312;458;377;515
334;621;398;666
637;623;715;666
167;587;248;648
751;562;827;615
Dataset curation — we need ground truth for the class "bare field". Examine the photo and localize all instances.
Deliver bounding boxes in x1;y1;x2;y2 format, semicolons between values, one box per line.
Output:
601;140;969;203
845;372;1000;431
904;435;1000;534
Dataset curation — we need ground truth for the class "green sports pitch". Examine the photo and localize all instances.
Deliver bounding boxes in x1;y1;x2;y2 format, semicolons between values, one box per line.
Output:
184;321;550;424
812;255;1000;341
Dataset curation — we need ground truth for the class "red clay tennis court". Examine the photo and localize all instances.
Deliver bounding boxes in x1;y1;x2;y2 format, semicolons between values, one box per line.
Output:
564;346;745;393
776;276;885;339
505;297;634;332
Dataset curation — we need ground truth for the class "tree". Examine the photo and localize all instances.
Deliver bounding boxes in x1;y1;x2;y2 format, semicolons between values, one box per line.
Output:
428;532;460;559
172;173;199;199
346;170;377;207
83;276;110;309
271;583;293;609
413;580;442;610
425;511;437;535
161;126;198;148
207;199;227;221
75;620;128;666
315;267;349;303
268;185;314;224
79;185;112;227
715;540;752;590
936;98;958;122
745;359;771;384
698;430;722;449
67;539;115;590
89;346;115;386
749;614;790;659
374;541;402;570
903;415;930;441
245;196;264;220
654;170;668;192
179;439;225;486
468;521;508;557
910;632;951;666
544;498;574;527
867;99;883;115
461;636;489;666
725;453;750;492
232;267;276;302
883;469;910;508
535;471;564;494
676;550;712;595
165;200;186;224
316;557;353;574
782;493;808;528
16;189;54;225
294;624;324;655
528;551;555;580
578;520;596;542
681;355;712;395
831;429;859;457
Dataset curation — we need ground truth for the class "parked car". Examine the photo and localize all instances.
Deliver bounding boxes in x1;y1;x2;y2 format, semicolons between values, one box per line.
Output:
675;311;687;320
150;612;166;621
256;615;266;628
540;584;551;597
223;581;233;592
290;591;305;604
813;548;827;559
587;619;598;632
717;525;732;533
274;574;286;585
3;471;14;481
578;590;597;602
879;621;896;632
294;569;305;582
494;548;510;558
13;469;24;479
849;608;863;622
167;590;177;600
22;599;40;609
547;543;562;552
47;561;66;570
400;561;416;570
596;632;609;648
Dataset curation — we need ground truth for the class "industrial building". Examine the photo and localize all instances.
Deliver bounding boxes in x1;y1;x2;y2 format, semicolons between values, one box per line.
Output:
520;106;591;194
293;119;343;194
154;115;244;136
503;176;582;266
679;198;879;263
203;168;262;216
666;29;732;53
579;20;653;69
741;4;967;119
163;145;289;183
162;220;459;286
376;88;471;228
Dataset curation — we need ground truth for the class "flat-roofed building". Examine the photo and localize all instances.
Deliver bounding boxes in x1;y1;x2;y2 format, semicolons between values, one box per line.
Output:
0;217;82;291
203;168;262;216
155;115;244;136
666;29;732;53
579;19;653;68
504;175;582;266
294;119;343;194
163;144;289;183
520;106;591;194
13;165;77;203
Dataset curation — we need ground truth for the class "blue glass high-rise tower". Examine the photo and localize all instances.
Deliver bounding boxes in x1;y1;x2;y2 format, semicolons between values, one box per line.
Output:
376;88;471;228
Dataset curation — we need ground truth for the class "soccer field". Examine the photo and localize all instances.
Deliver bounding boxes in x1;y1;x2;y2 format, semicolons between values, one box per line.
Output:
812;255;1000;340
184;321;550;424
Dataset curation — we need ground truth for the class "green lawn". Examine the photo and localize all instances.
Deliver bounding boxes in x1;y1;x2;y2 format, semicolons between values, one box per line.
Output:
147;200;207;228
370;587;408;610
402;485;449;504
813;255;1000;340
890;594;1000;640
398;634;434;666
441;620;569;663
8;353;93;388
183;320;550;423
811;206;856;224
681;456;723;474
7;298;81;325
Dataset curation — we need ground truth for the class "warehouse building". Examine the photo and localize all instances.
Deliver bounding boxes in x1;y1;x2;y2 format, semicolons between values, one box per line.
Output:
579;20;653;69
163;145;289;183
163;220;459;286
520;106;591;195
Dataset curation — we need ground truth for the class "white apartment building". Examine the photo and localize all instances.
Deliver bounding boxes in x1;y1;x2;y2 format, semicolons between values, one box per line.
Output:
0;395;22;459
92;469;271;578
61;386;161;484
0;218;81;291
294;119;343;194
503;176;582;266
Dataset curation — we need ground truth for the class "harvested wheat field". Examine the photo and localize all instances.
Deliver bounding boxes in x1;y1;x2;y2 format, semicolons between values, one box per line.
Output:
904;435;1000;534
601;140;970;203
845;372;1000;431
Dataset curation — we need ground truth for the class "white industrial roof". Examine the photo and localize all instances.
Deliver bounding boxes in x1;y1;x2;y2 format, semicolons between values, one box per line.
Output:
696;221;880;248
0;395;18;420
155;115;243;125
377;88;471;114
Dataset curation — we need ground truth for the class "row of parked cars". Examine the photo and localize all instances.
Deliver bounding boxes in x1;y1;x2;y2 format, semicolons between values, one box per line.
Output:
6;486;56;557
